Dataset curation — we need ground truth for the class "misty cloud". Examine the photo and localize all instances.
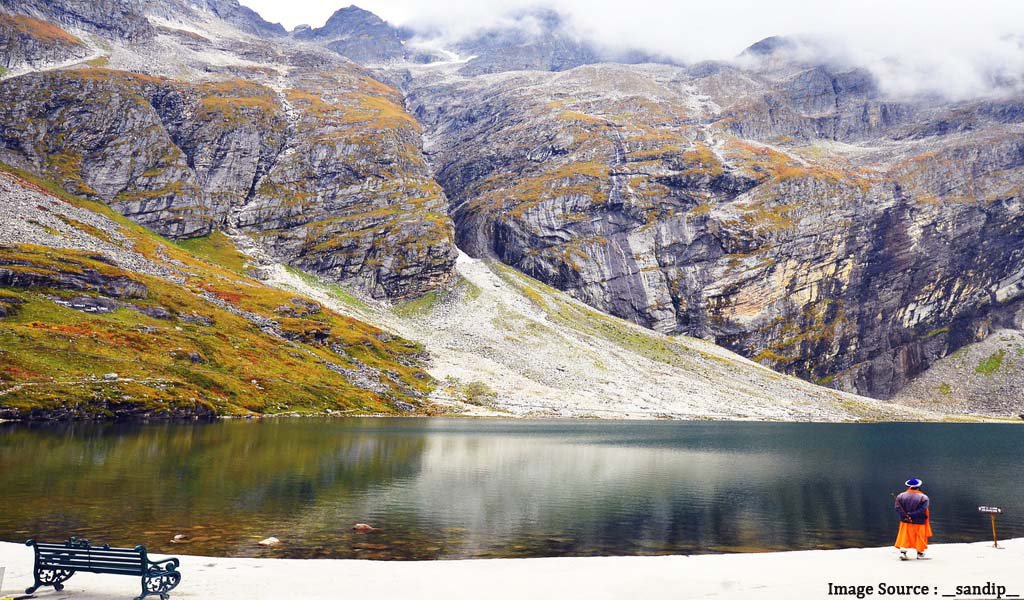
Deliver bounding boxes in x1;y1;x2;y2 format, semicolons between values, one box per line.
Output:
240;0;1024;99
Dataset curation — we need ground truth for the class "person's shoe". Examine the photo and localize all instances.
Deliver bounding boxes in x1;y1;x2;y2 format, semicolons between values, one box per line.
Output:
916;552;930;560
899;551;909;561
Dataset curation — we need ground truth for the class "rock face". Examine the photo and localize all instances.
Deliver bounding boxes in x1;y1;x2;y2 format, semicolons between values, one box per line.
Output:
294;6;405;64
0;3;457;301
406;62;1024;398
1;0;154;42
0;70;209;238
184;0;286;37
0;12;88;70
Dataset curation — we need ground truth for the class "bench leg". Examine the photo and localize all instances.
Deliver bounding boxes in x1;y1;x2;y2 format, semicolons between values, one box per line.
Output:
135;570;181;600
26;568;74;594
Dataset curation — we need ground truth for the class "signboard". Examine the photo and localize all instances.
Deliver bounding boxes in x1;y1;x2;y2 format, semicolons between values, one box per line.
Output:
978;506;1003;514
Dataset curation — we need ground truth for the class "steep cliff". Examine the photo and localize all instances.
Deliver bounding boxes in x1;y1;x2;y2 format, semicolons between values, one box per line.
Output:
405;62;1024;399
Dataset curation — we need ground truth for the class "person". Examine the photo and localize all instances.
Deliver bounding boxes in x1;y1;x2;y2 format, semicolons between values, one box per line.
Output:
894;477;932;560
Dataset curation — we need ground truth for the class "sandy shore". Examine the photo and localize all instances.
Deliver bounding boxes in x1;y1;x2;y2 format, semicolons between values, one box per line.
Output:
1;539;1021;600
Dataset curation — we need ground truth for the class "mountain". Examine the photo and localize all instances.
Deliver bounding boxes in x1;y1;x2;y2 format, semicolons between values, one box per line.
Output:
0;1;1021;419
0;3;456;301
452;9;600;75
294;5;405;64
404;60;1024;400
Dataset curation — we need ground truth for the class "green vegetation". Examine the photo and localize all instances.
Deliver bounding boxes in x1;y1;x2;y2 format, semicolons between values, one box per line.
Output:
975;350;1006;375
458;276;483;301
440;377;498;407
393;289;441;318
938;382;952;396
0;165;436;420
194;80;281;126
286;267;368;311
461;381;497;405
0;66;7;78
176;231;249;275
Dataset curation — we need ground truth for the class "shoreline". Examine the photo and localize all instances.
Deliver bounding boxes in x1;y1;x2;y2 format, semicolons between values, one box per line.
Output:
1;413;1021;426
1;539;1021;599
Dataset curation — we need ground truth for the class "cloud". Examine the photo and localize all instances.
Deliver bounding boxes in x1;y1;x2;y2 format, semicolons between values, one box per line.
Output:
240;0;1024;99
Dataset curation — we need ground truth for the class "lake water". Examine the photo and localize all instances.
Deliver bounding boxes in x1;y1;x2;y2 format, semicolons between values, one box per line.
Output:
0;418;1021;560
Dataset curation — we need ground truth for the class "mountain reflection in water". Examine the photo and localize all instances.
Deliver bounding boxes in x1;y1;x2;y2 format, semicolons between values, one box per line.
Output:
1;419;1020;559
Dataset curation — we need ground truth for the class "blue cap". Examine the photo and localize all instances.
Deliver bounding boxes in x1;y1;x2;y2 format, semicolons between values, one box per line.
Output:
905;478;923;487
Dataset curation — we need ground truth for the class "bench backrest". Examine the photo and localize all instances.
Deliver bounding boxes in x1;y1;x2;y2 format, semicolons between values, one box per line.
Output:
31;541;145;576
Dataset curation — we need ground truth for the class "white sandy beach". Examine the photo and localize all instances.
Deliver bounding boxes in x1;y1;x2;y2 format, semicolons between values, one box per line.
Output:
1;539;1021;600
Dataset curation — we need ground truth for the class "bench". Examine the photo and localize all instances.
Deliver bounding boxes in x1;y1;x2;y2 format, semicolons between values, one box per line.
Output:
25;538;181;600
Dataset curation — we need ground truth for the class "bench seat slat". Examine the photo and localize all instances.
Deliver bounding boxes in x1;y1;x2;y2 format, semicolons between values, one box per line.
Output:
39;558;144;570
36;545;139;553
35;549;138;559
35;544;138;554
39;561;145;573
38;551;142;560
86;565;145;573
39;554;139;562
39;561;143;574
39;556;143;567
38;552;142;564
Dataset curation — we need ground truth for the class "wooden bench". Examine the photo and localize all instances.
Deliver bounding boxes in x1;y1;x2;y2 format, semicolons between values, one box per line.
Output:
25;538;181;600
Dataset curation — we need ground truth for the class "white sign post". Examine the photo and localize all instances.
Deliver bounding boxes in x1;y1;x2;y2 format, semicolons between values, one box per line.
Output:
978;506;1003;548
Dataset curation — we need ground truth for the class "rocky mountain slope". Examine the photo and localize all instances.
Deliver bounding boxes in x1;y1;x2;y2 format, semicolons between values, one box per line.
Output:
0;165;435;420
0;11;89;71
0;0;456;301
0;1;1021;417
400;51;1024;402
893;329;1024;418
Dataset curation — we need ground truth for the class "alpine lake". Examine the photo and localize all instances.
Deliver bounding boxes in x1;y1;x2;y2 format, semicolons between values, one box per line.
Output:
1;418;1021;560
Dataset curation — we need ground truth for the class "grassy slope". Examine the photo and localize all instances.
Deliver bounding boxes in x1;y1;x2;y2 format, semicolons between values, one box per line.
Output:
0;164;435;419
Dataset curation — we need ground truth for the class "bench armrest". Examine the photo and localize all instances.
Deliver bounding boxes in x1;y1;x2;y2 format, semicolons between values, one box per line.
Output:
147;557;180;571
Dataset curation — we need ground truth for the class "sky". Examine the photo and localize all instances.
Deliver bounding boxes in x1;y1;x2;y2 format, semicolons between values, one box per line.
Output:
239;0;1024;99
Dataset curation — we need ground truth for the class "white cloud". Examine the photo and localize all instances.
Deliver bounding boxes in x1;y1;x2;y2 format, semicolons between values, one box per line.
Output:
240;0;1024;99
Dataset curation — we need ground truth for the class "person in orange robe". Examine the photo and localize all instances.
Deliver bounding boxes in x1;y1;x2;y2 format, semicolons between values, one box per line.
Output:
894;477;932;560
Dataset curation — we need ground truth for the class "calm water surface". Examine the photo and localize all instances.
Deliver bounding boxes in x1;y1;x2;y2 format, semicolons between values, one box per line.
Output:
0;419;1021;559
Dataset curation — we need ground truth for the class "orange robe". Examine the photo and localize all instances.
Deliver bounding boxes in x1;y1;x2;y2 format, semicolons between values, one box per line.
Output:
894;489;933;553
